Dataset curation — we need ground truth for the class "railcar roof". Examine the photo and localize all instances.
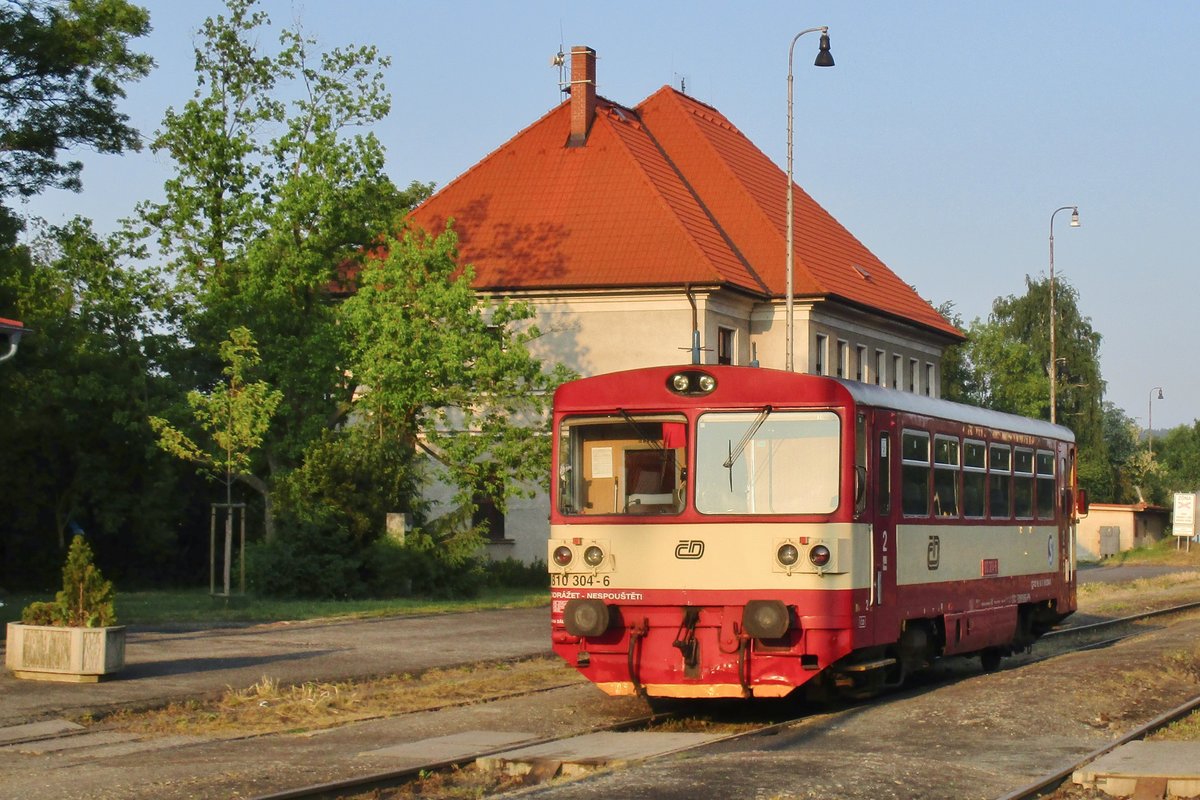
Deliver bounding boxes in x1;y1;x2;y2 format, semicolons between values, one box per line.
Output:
555;365;1075;444
831;377;1075;443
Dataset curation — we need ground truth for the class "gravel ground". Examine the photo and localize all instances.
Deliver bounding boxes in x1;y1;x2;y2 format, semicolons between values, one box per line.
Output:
512;613;1200;800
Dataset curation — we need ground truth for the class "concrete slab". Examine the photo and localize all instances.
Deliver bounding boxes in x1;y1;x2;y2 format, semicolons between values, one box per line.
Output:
7;731;139;755
478;731;723;778
1073;741;1200;798
0;719;83;745
363;730;537;763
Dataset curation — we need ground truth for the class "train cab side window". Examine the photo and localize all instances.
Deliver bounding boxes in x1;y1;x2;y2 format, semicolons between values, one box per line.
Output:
558;416;687;516
1036;450;1056;518
963;440;987;518
933;435;960;517
901;430;930;517
988;444;1012;518
1013;448;1035;518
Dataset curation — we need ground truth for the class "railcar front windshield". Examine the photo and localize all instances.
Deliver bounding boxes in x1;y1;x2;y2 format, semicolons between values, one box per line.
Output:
557;414;687;516
696;410;841;515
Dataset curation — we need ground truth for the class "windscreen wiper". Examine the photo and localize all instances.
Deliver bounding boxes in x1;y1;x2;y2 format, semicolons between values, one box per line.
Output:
723;406;772;470
618;408;664;452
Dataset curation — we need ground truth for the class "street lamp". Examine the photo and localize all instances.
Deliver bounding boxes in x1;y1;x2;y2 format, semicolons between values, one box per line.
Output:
785;26;834;372
1148;386;1164;455
1048;205;1080;423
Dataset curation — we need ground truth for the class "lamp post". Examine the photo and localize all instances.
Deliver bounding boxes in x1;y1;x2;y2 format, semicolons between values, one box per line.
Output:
785;27;834;372
1048;205;1079;423
1148;386;1164;455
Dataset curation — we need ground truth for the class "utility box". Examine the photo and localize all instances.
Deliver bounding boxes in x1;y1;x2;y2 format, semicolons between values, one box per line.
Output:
1098;526;1121;558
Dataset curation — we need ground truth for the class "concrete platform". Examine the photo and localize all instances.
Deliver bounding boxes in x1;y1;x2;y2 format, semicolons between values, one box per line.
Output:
477;731;722;778
1073;741;1200;798
363;730;537;765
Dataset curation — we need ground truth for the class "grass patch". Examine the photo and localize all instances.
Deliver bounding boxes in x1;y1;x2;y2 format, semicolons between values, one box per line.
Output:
1151;709;1200;741
1088;536;1200;568
102;657;580;737
0;587;548;627
1077;571;1200;615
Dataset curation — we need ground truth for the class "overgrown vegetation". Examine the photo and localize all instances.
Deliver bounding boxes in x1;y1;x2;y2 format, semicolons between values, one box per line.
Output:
102;657;575;736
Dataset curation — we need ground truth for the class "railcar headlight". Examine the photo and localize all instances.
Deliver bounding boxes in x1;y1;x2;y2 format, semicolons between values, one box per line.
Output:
667;370;716;395
809;544;831;568
776;543;800;567
583;545;605;567
743;600;790;639
563;599;611;637
553;545;573;567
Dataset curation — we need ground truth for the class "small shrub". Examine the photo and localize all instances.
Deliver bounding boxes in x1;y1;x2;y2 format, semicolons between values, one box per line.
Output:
244;516;365;599
20;534;117;627
363;531;486;599
485;557;548;589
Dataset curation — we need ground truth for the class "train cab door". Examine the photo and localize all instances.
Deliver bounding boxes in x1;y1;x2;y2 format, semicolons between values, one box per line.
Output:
867;411;900;644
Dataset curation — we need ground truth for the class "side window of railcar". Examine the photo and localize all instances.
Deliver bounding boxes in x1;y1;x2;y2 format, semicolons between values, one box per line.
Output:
695;410;840;515
901;430;930;517
933;435;960;516
557;415;687;516
963;440;987;518
1036;450;1056;518
877;432;891;514
1013;448;1034;518
988;444;1012;518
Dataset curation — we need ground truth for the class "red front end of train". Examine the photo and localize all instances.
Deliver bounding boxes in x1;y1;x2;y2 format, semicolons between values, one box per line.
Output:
549;365;1079;700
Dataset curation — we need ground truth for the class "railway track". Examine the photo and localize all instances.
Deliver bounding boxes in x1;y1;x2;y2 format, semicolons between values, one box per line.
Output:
240;600;1200;800
996;694;1200;800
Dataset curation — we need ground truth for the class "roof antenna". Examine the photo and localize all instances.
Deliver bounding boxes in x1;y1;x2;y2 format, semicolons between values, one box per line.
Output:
551;24;567;96
675;72;687;94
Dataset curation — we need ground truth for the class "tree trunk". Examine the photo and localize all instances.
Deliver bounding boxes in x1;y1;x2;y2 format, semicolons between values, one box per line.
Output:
237;473;275;542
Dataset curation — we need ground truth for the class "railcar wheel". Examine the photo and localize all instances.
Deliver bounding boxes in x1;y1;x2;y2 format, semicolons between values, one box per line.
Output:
980;648;1003;673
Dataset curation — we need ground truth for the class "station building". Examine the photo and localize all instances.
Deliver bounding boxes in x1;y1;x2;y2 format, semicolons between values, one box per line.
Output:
406;46;963;563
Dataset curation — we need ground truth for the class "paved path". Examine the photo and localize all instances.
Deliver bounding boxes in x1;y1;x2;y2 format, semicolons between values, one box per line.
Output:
0;607;551;727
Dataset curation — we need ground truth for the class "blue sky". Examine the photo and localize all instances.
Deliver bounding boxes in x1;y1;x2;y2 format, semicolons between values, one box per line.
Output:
17;1;1199;430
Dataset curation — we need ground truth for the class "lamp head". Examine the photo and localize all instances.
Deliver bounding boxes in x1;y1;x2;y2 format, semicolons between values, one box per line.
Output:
1157;388;1164;400
1069;207;1080;227
815;32;835;67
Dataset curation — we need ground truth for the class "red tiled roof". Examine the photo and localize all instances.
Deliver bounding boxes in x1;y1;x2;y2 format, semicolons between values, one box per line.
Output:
410;85;960;339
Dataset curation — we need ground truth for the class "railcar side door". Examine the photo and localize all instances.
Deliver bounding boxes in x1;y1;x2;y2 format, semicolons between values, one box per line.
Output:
867;410;900;645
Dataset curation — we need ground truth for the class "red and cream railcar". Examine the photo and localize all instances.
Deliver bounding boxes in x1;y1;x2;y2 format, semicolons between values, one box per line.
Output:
549;365;1080;700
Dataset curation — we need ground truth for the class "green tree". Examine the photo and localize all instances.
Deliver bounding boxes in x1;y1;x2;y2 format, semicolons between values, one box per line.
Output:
339;226;574;529
150;327;281;593
0;0;152;240
956;276;1110;499
137;0;422;539
0;218;180;586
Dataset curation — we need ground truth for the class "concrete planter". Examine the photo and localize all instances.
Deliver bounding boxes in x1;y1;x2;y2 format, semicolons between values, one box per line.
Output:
5;622;126;682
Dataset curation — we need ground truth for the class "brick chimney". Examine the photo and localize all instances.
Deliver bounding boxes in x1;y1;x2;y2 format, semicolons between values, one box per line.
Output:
568;46;596;147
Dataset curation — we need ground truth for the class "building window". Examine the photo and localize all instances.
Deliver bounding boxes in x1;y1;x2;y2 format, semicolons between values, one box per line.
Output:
856;345;867;382
814;334;827;375
837;340;848;378
892;355;902;389
925;363;935;397
909;358;919;393
875;349;886;386
717;327;735;365
473;494;507;542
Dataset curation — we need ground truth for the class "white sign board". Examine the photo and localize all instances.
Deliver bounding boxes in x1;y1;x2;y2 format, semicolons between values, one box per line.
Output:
1172;492;1197;537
